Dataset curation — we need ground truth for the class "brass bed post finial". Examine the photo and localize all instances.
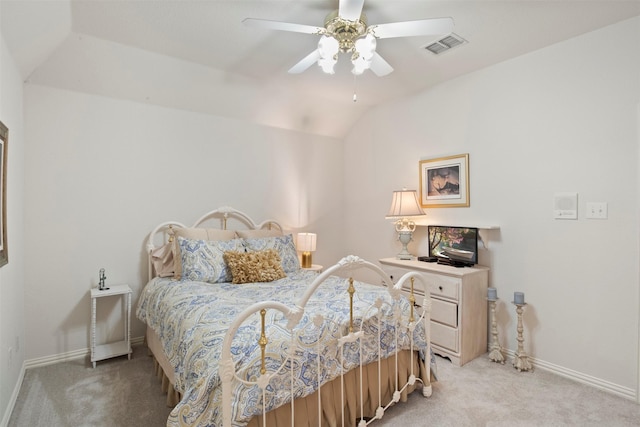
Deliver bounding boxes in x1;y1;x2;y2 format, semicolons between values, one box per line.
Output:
409;277;415;323
259;309;268;375
348;278;355;333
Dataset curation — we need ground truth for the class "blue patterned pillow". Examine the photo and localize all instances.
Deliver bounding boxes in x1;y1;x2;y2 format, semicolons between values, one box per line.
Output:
177;236;245;283
241;234;301;273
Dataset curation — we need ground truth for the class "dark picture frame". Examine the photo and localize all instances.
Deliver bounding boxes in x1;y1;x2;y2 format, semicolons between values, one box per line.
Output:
419;153;469;208
0;120;8;267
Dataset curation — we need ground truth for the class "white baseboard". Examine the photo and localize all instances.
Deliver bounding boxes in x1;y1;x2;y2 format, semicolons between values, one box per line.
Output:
1;336;145;426
503;349;636;401
1;361;26;427
23;336;145;370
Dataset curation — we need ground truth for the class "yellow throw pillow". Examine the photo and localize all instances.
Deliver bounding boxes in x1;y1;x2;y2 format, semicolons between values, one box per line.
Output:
224;249;286;284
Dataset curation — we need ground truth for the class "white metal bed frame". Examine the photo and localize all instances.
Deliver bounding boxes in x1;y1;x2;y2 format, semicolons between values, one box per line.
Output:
144;207;432;427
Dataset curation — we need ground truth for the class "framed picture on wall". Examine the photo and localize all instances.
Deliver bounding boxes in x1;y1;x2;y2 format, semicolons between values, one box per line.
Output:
419;153;469;208
0;120;7;267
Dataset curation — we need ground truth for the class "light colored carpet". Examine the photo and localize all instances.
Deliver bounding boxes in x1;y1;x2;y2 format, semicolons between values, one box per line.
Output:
9;346;640;426
9;345;171;426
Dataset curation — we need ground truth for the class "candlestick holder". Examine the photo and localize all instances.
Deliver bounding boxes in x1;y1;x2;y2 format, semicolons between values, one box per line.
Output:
512;302;533;372
487;298;504;364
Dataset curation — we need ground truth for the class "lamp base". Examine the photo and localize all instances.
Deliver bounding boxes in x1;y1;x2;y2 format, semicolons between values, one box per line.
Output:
396;230;414;260
301;252;312;268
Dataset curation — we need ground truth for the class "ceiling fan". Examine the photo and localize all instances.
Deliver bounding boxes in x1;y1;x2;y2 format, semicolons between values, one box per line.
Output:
243;0;454;77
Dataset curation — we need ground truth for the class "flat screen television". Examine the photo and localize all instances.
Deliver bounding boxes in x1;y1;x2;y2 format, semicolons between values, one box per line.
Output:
428;226;479;266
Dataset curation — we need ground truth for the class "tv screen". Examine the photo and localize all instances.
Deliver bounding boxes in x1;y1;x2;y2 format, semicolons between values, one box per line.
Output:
428;226;478;265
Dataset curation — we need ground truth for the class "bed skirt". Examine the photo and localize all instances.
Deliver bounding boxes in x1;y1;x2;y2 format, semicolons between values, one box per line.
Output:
147;327;431;426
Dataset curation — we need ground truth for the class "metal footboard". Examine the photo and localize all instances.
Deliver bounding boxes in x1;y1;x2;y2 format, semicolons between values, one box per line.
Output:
220;255;432;427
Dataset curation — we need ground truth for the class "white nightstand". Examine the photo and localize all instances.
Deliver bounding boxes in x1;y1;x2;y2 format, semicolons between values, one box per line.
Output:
90;284;132;368
302;264;323;273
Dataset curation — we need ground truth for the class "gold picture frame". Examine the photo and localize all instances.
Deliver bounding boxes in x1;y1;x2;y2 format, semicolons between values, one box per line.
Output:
419;153;469;208
0;120;7;267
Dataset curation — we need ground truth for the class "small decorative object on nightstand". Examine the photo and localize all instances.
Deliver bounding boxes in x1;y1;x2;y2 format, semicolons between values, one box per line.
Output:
487;287;505;364
90;283;132;368
512;292;532;372
98;268;109;290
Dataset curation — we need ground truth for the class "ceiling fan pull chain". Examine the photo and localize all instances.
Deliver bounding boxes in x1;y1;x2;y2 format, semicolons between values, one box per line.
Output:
353;75;358;102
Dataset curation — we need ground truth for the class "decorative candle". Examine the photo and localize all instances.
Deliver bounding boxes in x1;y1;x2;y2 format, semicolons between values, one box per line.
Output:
487;287;497;301
514;292;525;305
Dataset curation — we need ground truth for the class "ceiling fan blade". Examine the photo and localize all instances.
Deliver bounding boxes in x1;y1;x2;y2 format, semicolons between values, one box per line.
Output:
338;0;365;21
369;52;393;77
243;18;324;35
371;17;454;39
288;50;321;74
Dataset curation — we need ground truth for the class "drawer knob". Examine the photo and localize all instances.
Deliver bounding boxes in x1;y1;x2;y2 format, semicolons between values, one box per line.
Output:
438;286;443;291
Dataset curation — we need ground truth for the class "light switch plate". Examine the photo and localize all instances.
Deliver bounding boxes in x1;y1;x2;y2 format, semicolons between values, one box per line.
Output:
586;202;608;219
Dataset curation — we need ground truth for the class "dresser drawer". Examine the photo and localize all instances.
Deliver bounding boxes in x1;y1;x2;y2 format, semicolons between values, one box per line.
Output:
383;266;460;301
431;298;457;327
424;273;460;301
401;289;458;327
384;266;426;294
431;322;458;352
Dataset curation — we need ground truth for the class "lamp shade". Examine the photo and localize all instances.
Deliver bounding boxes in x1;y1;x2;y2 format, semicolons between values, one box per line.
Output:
297;233;317;252
386;189;425;218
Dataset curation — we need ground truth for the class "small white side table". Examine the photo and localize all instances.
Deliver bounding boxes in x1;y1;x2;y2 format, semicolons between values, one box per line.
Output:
90;284;132;368
302;264;323;273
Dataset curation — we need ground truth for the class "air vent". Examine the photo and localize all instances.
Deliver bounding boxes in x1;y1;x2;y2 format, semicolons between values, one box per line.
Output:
424;33;466;55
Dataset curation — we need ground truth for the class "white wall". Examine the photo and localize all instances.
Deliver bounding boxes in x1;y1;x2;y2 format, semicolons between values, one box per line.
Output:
344;17;640;397
0;34;26;422
23;85;344;360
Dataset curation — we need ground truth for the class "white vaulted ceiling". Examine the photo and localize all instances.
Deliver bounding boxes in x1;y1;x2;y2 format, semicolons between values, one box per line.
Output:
2;0;640;138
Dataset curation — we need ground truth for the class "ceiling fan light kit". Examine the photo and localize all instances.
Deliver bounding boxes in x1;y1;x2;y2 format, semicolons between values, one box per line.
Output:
243;0;454;77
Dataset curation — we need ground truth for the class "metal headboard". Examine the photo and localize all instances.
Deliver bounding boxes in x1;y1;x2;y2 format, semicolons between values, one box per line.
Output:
145;206;283;281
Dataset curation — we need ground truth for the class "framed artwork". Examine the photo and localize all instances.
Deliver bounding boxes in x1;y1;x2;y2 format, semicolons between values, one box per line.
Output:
0;120;7;267
419;153;469;208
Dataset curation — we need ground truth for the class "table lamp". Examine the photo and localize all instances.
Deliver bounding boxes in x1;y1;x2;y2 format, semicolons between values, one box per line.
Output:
386;189;425;260
297;233;317;268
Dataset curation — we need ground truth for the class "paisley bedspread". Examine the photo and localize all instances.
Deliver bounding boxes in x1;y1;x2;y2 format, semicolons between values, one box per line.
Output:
136;269;428;427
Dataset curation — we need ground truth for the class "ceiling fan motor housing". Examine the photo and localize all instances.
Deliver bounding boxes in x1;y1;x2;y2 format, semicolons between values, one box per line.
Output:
324;10;368;52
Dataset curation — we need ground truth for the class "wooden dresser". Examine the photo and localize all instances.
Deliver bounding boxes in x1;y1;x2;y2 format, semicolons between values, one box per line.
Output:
379;258;489;366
